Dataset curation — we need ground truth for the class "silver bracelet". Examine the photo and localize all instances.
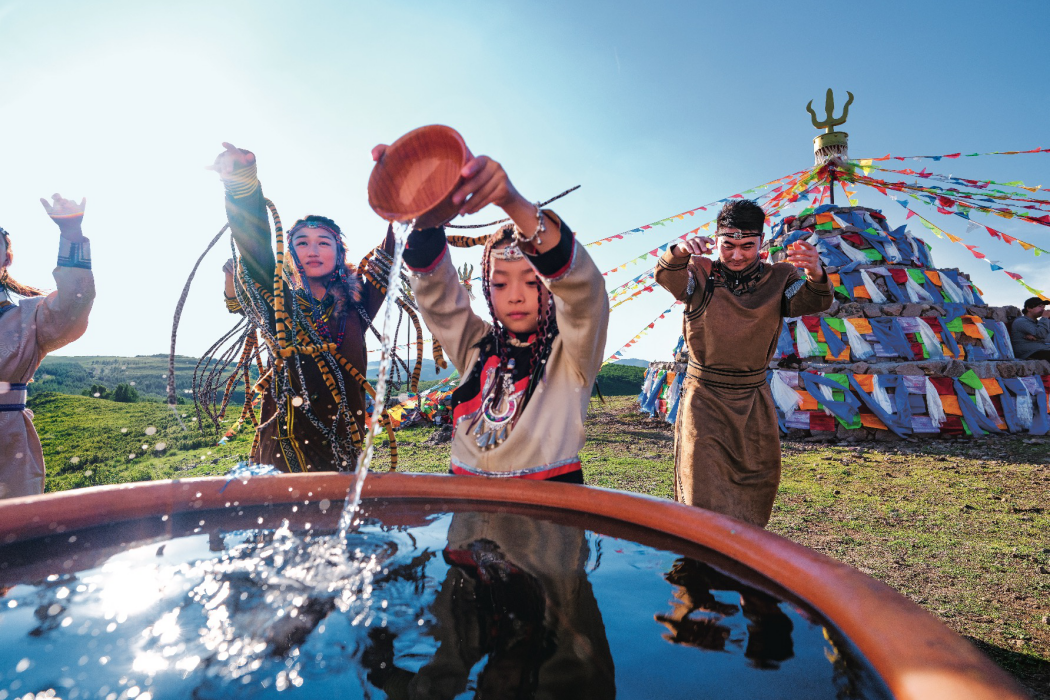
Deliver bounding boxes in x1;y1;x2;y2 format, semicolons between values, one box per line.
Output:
514;204;546;248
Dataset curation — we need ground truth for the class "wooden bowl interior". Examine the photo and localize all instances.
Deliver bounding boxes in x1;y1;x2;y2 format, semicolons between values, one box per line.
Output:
369;126;466;222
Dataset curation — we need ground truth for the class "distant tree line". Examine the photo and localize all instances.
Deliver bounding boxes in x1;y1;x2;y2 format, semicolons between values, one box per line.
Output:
81;382;140;403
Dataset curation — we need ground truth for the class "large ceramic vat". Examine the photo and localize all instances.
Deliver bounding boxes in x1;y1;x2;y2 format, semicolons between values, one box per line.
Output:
0;474;1024;699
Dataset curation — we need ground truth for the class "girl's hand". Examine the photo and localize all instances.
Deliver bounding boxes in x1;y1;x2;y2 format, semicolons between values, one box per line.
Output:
40;193;85;219
786;240;826;282
209;142;255;178
451;156;525;217
672;236;714;258
40;193;86;240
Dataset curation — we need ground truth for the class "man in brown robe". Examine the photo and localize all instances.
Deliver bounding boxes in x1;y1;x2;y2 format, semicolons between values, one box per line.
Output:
654;200;831;527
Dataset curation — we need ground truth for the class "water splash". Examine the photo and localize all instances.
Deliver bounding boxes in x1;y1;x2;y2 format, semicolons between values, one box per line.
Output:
338;220;413;539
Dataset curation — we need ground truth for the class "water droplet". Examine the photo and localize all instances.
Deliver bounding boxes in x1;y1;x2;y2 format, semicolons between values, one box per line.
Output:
291;396;304;407
69;456;80;464
161;514;168;521
84;470;93;477
120;428;128;433
128;454;136;459
155;442;167;451
145;426;157;436
130;381;136;386
47;604;62;616
141;444;148;450
7;600;16;608
93;393;100;398
15;657;30;672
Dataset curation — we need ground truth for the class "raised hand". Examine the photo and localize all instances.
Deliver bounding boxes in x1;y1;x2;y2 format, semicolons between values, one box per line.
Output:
40;193;86;240
451;156;524;217
786;240;826;283
672;236;715;258
40;193;86;219
209;142;256;178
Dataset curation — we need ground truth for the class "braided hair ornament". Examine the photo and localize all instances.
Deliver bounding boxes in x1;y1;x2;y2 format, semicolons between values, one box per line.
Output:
463;226;558;450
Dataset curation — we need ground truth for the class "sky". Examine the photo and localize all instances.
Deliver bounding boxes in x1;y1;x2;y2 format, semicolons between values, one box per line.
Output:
1;0;1047;365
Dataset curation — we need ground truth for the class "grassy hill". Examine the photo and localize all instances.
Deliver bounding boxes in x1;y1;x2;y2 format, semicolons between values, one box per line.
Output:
29;392;252;492
34;355;202;401
594;363;645;396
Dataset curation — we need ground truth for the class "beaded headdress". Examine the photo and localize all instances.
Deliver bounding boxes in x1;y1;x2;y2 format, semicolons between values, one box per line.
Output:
491;241;525;261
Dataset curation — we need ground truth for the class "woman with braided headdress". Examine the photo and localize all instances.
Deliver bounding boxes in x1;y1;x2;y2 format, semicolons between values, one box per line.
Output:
373;144;609;482
0;195;95;499
210;143;402;473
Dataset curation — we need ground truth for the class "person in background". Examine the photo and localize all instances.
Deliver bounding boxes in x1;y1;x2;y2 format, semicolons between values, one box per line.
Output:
0;195;95;499
1010;296;1050;362
654;199;831;527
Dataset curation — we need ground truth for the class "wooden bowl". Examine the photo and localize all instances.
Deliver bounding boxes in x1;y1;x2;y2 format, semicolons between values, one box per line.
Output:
368;125;471;229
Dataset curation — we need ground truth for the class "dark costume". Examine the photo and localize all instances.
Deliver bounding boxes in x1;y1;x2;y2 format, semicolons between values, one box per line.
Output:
222;169;394;472
655;251;832;526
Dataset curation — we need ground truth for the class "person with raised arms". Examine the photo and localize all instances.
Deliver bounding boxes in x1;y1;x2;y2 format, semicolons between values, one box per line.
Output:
655;199;832;527
371;144;609;482
210;143;395;472
0;195;95;499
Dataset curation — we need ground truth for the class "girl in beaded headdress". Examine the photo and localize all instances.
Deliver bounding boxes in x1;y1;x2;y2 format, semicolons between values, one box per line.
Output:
207;143;434;473
0;195;95;499
373;144;610;482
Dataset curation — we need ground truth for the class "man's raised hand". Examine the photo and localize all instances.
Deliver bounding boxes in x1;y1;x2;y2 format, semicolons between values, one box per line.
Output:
786;240;826;283
672;236;715;258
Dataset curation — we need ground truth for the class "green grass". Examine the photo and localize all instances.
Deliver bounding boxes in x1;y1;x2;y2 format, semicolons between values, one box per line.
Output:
29;392;254;491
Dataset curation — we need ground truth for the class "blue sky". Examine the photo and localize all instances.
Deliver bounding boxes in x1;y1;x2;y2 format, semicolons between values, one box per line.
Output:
0;0;1046;362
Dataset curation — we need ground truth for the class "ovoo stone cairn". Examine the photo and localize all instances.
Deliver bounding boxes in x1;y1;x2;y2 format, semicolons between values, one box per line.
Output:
639;204;1050;441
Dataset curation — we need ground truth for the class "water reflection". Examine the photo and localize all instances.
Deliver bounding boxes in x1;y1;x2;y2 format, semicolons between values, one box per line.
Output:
0;507;884;699
362;512;616;699
656;557;794;670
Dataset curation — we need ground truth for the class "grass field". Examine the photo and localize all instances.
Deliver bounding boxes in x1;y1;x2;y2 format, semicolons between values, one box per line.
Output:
23;390;1050;696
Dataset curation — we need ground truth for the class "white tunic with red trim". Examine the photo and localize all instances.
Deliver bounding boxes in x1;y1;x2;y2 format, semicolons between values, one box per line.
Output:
406;213;609;479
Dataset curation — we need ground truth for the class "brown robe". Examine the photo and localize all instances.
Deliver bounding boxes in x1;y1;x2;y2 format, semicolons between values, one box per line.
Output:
654;251;832;526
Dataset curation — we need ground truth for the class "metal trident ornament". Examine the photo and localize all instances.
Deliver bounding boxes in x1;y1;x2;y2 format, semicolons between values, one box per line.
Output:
807;89;854;133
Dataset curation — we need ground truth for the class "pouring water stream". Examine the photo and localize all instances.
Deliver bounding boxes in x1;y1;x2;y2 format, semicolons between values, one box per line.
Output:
337;219;413;539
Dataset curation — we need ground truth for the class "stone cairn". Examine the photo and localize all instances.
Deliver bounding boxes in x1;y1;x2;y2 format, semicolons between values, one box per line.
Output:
640;204;1050;440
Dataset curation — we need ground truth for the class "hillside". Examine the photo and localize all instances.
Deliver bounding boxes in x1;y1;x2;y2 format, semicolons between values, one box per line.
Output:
35;355;202;401
28;392;253;492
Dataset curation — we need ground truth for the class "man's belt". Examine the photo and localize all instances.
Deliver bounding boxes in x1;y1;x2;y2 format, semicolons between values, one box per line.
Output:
0;383;28;412
686;361;767;389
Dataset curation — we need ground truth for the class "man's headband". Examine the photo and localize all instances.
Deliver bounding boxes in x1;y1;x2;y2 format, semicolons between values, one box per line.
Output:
715;229;762;240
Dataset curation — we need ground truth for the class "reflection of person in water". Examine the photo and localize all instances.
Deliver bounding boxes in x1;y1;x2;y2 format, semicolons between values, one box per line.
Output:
363;512;616;699
656;557;795;670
